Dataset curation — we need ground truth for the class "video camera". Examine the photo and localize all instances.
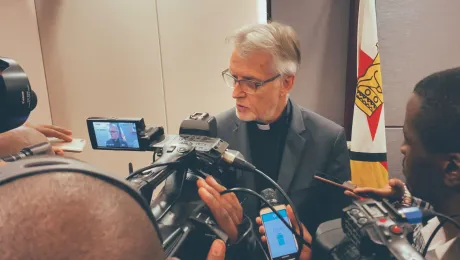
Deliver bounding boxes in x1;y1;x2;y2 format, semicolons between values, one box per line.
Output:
86;113;257;259
314;198;425;260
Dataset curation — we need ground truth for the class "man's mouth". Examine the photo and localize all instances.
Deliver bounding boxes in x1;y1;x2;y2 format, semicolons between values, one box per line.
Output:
236;104;248;112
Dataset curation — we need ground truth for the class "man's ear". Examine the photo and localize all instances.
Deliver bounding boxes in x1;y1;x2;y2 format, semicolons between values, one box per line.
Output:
280;75;295;96
443;154;460;188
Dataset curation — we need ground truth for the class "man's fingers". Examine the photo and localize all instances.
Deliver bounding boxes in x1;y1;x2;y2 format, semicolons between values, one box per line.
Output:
352;187;387;197
206;176;239;205
206;176;227;192
52;147;65;156
287;205;300;232
389;178;405;189
198;187;238;242
256;217;262;226
43;125;73;135
259;225;266;235
261;236;267;243
301;222;313;243
199;178;241;225
41;128;73;142
344;190;362;200
206;176;242;219
206;239;226;260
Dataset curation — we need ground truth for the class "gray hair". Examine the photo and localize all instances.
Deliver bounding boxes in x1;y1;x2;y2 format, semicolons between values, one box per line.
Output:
228;21;301;75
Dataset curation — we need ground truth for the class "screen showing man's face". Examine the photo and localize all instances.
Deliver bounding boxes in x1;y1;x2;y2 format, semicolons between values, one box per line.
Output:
109;126;119;140
92;121;140;149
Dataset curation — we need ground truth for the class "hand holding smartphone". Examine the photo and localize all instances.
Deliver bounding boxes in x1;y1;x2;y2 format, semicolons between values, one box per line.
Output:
259;205;298;260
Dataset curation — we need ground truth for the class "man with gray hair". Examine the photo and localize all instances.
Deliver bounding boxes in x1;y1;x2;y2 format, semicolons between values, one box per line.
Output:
216;21;351;241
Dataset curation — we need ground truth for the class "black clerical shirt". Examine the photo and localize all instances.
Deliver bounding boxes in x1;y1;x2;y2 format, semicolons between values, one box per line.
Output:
247;101;292;193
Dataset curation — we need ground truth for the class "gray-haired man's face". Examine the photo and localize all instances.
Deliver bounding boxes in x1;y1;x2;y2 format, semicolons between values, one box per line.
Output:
228;49;291;124
109;126;119;140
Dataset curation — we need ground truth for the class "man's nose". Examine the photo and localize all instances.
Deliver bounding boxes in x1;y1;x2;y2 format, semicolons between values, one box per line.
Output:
232;82;245;99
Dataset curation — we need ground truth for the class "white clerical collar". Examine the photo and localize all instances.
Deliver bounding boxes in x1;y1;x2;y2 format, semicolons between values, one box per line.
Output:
256;124;270;130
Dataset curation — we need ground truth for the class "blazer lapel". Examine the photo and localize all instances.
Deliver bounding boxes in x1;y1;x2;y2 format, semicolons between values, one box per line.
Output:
230;114;257;212
230;116;252;163
277;101;308;193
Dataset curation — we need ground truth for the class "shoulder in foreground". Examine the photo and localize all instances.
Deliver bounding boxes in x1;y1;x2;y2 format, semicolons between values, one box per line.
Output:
299;106;344;135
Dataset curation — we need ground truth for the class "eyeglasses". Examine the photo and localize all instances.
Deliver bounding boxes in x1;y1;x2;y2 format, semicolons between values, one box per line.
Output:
221;69;281;94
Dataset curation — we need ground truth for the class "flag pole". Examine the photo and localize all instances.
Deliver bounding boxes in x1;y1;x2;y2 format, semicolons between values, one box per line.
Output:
344;0;360;141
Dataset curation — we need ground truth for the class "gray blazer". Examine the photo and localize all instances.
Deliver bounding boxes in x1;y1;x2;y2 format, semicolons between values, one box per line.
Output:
216;100;351;234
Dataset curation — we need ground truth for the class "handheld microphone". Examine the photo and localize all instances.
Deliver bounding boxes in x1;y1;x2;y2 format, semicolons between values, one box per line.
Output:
0;142;52;162
260;188;279;208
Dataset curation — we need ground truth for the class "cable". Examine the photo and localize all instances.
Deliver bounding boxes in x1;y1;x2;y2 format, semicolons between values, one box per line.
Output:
253;168;305;247
422;213;460;257
220;188;311;250
222;153;305;242
426;211;460;229
156;168;188;223
255;236;271;260
126;161;182;180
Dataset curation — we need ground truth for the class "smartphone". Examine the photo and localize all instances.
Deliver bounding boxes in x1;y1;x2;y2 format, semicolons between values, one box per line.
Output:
48;138;86;153
260;205;298;260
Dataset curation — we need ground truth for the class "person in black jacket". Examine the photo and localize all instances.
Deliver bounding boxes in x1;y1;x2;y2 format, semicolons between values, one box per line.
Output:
216;21;351;242
348;68;460;259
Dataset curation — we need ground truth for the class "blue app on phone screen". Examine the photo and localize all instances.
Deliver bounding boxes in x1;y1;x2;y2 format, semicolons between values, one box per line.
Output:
261;209;298;259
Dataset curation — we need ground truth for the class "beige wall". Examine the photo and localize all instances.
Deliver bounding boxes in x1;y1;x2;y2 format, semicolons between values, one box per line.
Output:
34;0;264;177
156;0;264;132
35;0;167;177
272;0;350;125
376;0;460;180
0;0;52;125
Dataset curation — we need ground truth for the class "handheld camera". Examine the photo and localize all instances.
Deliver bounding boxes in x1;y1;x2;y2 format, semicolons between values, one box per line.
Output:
86;113;257;259
314;198;424;260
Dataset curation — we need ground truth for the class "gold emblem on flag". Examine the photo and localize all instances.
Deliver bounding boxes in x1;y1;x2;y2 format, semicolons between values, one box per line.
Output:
356;52;383;117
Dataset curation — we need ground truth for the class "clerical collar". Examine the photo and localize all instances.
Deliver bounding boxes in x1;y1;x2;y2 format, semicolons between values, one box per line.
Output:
256;124;270;130
252;100;292;131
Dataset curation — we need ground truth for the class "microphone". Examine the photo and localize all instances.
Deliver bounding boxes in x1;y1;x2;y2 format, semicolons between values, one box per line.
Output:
0;142;52;162
260;188;280;209
221;150;256;171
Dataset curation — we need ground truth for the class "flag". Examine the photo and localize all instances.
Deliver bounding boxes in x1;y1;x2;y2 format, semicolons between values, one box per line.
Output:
349;0;388;188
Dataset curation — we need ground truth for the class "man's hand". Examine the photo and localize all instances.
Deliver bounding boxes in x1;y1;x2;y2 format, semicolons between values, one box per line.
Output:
25;123;72;156
168;239;226;260
344;178;405;200
0;161;6;167
25;123;73;142
256;205;312;260
205;239;226;260
197;176;243;243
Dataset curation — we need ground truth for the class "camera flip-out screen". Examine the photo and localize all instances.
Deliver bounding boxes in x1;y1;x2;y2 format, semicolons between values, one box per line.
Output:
87;118;144;151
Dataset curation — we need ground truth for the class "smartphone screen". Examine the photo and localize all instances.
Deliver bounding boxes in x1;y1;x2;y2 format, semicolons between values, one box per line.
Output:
261;208;298;259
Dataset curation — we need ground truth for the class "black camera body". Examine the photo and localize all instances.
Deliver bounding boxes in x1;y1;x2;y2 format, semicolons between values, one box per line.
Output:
87;113;244;260
314;198;424;260
342;199;422;259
